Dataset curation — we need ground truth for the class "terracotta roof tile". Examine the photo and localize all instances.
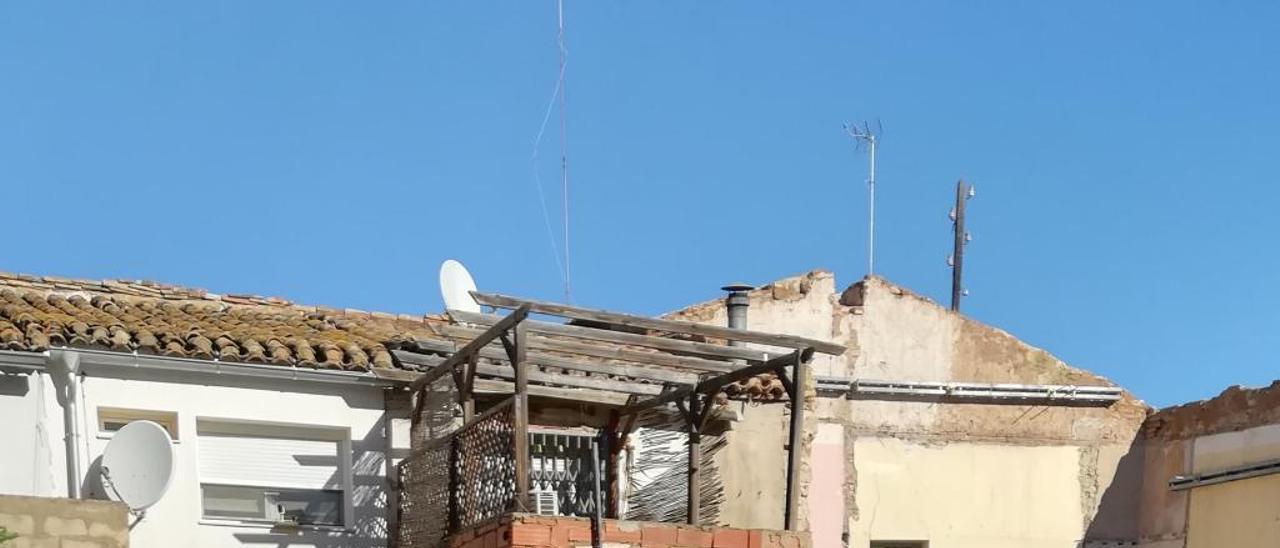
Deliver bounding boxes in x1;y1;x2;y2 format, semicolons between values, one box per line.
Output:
0;272;442;372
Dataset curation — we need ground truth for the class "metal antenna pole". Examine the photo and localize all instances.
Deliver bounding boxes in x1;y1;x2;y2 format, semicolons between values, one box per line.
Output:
556;0;571;303
867;135;877;274
845;122;881;275
949;180;974;311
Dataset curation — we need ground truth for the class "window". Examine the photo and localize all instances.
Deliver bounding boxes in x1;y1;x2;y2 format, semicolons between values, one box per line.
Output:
529;430;603;517
98;407;179;440
197;420;351;528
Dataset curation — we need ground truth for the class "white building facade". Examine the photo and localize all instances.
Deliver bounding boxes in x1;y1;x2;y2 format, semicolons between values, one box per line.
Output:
1;348;410;548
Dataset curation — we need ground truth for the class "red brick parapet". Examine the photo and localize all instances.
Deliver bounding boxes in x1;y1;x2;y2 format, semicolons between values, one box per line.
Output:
446;513;810;548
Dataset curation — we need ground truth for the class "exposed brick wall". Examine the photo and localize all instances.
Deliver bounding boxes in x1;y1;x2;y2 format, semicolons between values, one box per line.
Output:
446;513;809;548
0;495;129;548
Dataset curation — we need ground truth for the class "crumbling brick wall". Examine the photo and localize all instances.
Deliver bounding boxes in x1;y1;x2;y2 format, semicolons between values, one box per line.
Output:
447;514;810;548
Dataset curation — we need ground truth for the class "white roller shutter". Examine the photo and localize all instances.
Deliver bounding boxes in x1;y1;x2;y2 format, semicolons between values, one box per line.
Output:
198;433;341;490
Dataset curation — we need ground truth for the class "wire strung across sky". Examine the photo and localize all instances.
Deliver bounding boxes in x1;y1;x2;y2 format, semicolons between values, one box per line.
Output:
530;0;572;302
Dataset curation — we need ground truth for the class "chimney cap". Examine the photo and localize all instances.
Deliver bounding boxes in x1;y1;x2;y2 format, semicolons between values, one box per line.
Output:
721;283;754;293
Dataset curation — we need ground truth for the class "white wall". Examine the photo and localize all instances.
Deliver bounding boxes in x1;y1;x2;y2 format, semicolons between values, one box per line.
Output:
0;368;57;497
80;370;391;548
1;352;400;548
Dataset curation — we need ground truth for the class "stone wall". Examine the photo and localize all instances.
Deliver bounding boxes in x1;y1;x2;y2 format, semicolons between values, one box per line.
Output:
0;495;128;548
447;514;810;548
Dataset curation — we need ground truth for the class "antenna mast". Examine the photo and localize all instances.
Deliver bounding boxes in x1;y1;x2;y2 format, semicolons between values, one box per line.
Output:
556;0;571;302
845;122;880;274
947;180;975;311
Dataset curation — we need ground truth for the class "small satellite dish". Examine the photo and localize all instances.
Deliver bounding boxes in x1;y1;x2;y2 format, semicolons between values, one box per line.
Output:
439;259;481;313
100;421;175;512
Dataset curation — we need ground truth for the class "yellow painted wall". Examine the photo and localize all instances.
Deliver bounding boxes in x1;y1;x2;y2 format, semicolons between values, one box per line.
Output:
1187;474;1280;548
849;437;1086;548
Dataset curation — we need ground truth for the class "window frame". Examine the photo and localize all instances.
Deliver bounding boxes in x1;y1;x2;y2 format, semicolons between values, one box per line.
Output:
96;406;180;441
194;417;354;531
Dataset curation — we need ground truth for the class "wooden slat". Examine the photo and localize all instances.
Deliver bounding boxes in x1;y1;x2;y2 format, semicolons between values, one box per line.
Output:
370;367;655;406
393;351;666;396
407;304;531;391
472;292;847;356
618;348;814;416
450;310;771;363
399;341;698;384
434;323;739;373
473;378;635;406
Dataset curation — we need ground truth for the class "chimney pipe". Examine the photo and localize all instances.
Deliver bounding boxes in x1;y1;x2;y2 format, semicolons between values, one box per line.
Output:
721;283;754;346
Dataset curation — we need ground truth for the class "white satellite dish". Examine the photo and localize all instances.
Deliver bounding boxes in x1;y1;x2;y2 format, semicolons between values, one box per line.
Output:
439;259;481;313
100;420;175;512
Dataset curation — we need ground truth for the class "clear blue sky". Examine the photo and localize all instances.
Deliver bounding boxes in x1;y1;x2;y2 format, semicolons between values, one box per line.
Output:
2;2;1277;408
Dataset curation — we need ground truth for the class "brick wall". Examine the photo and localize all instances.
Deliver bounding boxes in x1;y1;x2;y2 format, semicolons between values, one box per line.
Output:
0;495;129;548
447;513;809;548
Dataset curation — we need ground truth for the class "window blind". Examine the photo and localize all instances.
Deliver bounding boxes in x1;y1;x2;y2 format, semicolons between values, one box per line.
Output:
198;433;341;490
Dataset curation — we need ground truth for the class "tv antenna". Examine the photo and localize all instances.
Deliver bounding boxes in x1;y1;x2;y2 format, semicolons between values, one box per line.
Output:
845;121;881;275
947;179;976;311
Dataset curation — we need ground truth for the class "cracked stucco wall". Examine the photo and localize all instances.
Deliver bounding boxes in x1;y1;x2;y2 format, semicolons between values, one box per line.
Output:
668;271;1149;547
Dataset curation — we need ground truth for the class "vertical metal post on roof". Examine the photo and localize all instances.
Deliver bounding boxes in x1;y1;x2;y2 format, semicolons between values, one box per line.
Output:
950;179;974;312
783;351;808;531
512;321;531;512
687;392;702;525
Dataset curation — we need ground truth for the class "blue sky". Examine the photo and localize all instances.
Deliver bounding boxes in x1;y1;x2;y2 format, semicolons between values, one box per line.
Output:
2;2;1277;407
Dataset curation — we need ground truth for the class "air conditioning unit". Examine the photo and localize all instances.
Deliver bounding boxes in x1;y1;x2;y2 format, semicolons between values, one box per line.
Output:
533;486;560;516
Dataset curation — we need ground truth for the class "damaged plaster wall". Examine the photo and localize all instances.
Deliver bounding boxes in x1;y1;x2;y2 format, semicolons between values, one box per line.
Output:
666;271;1150;547
831;277;1148;548
1137;382;1280;548
666;270;841;530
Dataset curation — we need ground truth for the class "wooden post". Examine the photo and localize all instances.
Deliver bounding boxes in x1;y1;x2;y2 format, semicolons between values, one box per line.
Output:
604;412;621;519
512;321;531;512
458;353;478;422
687;392;701;525
784;352;807;531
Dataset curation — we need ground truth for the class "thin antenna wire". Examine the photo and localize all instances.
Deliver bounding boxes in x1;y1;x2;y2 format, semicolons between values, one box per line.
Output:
556;0;571;302
531;77;566;283
845;122;880;275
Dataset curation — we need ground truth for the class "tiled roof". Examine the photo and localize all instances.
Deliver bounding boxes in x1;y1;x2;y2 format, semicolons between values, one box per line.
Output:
0;272;441;370
0;272;792;401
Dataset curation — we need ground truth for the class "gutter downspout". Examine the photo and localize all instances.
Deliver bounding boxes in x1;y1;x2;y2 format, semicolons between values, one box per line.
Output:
47;349;83;499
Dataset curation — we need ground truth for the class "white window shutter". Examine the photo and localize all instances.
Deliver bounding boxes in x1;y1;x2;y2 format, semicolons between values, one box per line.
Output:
199;433;341;490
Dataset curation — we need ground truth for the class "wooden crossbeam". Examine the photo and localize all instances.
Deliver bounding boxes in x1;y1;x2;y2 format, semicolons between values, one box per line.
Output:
472;292;846;356
393;350;668;396
617;348;814;416
399;341;698;384
449;310;772;363
431;322;739;373
407;304;530;391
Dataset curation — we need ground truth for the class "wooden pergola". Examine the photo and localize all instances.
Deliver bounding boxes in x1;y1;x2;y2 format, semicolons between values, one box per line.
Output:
394;291;845;532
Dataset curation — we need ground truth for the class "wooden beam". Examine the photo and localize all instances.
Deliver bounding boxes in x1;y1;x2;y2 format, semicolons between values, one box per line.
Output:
512;322;531;512
617;348;815;416
472;292;847;356
396;343;698;385
450;310;772;363
433;323;741;373
471;378;632;406
393;351;668;396
784;351;808;531
687;392;701;525
407;304;531;391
